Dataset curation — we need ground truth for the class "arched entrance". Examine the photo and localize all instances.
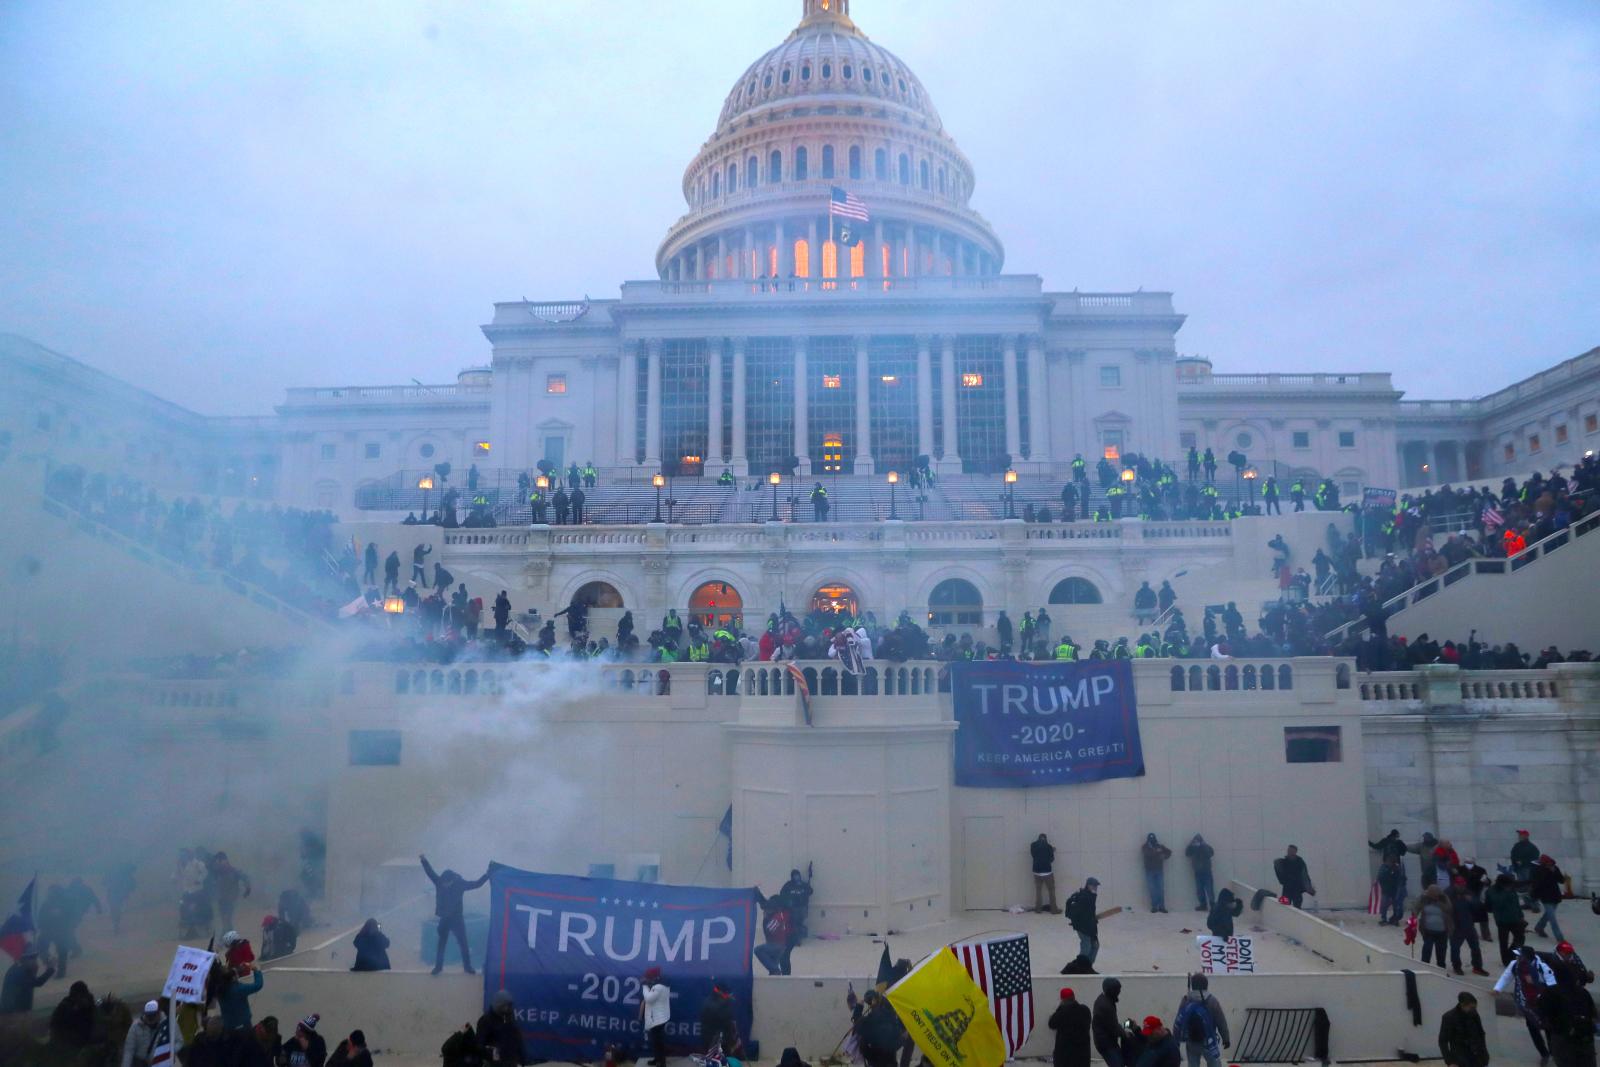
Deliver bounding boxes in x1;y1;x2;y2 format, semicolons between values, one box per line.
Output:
1048;577;1101;605
810;583;859;617
689;580;742;628
572;581;624;608
928;578;982;626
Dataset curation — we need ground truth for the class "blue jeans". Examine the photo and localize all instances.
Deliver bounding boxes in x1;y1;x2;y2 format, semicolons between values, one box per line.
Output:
1146;869;1166;911
1534;901;1564;941
1194;870;1215;909
1078;931;1099;964
1380;885;1406;924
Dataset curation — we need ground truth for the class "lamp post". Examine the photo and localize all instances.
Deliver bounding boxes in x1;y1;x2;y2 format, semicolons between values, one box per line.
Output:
887;470;899;520
768;471;781;522
1003;468;1018;519
652;472;666;523
417;474;434;522
1119;466;1136;519
1243;466;1258;510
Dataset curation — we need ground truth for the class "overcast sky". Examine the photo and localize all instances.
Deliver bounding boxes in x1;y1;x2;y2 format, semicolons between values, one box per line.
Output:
2;0;1597;414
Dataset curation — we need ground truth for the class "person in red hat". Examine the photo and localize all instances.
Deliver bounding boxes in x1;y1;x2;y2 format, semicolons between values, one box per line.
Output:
1049;988;1091;1067
1554;942;1593;986
640;968;669;1067
1137;1016;1179;1067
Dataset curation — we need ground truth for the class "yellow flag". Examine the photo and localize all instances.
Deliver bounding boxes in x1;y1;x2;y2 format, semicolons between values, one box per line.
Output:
886;947;1007;1067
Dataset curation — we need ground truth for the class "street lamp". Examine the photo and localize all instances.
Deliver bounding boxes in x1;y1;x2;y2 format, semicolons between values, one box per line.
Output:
534;474;549;524
417;474;434;521
1243;466;1258;509
768;471;782;521
652;472;666;523
1003;468;1018;519
887;470;900;520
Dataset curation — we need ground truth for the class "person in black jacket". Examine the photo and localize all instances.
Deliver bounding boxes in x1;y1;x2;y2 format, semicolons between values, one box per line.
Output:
1438;992;1489;1067
477;992;523;1066
1185;835;1215;911
1092;978;1126;1067
1049;988;1092;1067
847;989;900;1067
1273;846;1314;908
281;1016;327;1067
1032;834;1059;913
186;1015;270;1067
440;1024;485;1067
1066;879;1103;969
1206;889;1244;939
699;982;741;1055
350;919;390;972
1530;856;1567;941
1538;965;1595;1067
421;855;490;974
0;951;55;1013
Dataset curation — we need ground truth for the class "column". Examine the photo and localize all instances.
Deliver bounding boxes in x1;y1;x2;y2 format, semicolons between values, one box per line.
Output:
908;227;920;277
854;335;874;474
777;220;791;278
1002;335;1022;462
793;337;811;475
1026;335;1049;468
1427;441;1440;485
743;227;755;279
716;235;727;280
915;335;934;460
730;338;748;476
707;338;724;469
618;347;638;464
939;335;961;473
872;220;885;280
644;339;662;468
808;218;819;280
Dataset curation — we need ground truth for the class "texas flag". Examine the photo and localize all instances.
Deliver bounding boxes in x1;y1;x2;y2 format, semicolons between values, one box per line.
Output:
0;878;37;960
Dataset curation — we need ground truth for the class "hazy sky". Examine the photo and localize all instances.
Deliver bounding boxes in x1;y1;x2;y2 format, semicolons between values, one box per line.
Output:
3;1;1597;415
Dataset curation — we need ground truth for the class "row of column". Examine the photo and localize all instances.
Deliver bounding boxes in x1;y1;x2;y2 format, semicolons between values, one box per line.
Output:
665;220;994;282
619;335;1049;475
1400;439;1477;486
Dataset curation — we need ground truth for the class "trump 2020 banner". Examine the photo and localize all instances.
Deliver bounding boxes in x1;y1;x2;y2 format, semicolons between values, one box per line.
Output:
950;660;1145;788
482;863;759;1060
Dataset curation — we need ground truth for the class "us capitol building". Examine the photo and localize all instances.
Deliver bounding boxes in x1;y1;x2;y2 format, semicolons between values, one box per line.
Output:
5;0;1598;513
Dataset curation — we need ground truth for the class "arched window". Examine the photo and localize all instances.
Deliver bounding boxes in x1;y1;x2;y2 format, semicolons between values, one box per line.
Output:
821;240;838;280
795;146;808;180
875;148;888;180
849;241;865;277
928;578;982;626
938;166;947;194
1170;666;1185;691
801;64;811;81
747;155;759;188
1048;577;1102;605
919;160;930;189
898;153;911;185
689;580;742;627
821;144;834;179
728;162;737;191
711;171;720;198
572;581;624;608
849;146;862;180
770;149;782;182
822;62;832;79
781;67;791;85
794;239;810;277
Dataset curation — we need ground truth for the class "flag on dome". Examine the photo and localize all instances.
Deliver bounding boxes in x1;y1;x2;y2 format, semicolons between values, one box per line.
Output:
830;186;870;222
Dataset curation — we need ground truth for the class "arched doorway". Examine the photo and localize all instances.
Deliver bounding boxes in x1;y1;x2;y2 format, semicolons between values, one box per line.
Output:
689;580;742;628
572;581;624;608
928;578;982;626
810;583;859;617
1048;577;1102;605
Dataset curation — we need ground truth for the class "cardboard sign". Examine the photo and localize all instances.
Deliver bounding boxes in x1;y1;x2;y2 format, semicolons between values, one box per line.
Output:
1195;935;1255;974
161;946;217;1004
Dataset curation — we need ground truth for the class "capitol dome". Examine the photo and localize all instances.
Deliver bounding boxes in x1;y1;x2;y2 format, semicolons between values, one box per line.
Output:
656;0;1004;283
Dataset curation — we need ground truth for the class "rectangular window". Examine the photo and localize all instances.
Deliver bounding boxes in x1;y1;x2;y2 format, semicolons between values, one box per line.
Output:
1292;431;1310;449
822;374;841;389
1587;413;1598;434
348;729;402;766
1102;429;1125;450
1504;442;1515;461
1099;366;1121;387
1555;424;1568;444
546;375;567;394
1338;431;1356;448
961;372;983;388
364;442;380;460
1528;434;1541;453
1284;725;1341;763
953;336;1005;473
1179;431;1197;450
320;443;336;461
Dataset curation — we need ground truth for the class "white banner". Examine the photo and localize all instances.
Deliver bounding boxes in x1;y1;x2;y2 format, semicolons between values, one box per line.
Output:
1195;935;1255;974
161;946;216;1004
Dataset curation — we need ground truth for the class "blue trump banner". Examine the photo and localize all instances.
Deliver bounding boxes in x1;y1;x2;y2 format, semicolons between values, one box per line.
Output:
482;863;759;1060
951;660;1145;788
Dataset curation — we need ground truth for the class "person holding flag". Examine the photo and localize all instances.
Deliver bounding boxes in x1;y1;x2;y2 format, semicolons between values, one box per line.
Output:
123;1000;182;1067
885;947;1007;1067
1;951;55;1014
0;878;38;962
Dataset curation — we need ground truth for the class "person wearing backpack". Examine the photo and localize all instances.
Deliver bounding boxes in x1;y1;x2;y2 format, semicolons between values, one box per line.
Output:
1065;878;1103;968
1172;973;1230;1067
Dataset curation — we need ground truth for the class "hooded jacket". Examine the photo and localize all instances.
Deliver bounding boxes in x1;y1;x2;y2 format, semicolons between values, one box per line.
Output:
1185;837;1214;872
1049;997;1093;1067
1207;890;1243;938
1091;981;1123;1058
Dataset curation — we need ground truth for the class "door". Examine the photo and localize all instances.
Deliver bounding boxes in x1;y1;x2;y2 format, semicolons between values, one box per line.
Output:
962;815;1006;911
543;435;566;469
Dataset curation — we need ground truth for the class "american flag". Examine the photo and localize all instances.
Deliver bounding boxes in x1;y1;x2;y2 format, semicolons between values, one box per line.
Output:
829;185;869;222
785;661;813;726
953;933;1034;1056
1482;504;1503;528
148;1013;174;1067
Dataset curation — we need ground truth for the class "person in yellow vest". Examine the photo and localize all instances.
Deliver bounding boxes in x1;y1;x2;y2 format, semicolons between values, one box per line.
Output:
1055;637;1078;660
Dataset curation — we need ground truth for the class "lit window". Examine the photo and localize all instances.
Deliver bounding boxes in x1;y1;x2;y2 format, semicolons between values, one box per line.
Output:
1338;431;1356;448
547;375;567;394
822;374;841;389
1099;366;1121;387
1587;413;1598;434
1529;434;1541;453
880;375;898;383
794;238;810;277
475;441;491;456
320;443;336;461
1504;443;1515;461
364;442;380;460
961;372;983;387
850;241;864;277
1285;726;1341;763
1555;424;1568;444
1292;431;1310;449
